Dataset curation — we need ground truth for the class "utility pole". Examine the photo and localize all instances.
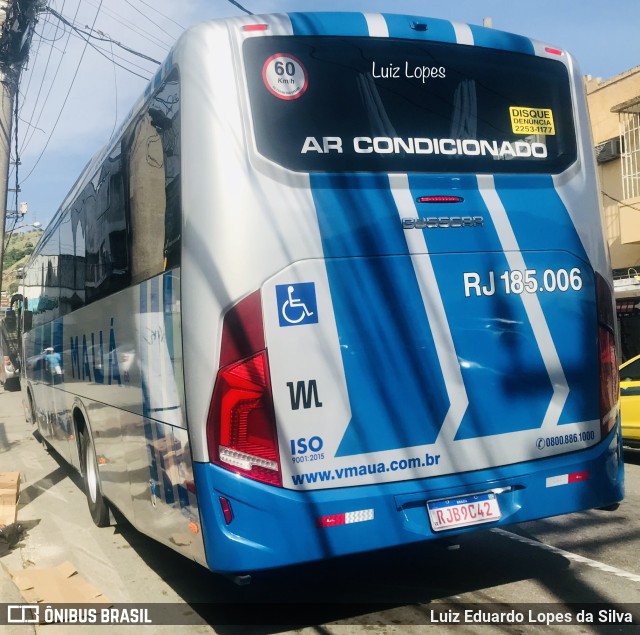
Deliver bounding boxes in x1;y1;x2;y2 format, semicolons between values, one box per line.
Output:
0;0;40;305
0;0;14;304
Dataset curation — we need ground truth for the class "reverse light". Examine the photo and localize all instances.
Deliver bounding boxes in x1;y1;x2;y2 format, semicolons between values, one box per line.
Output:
207;291;282;487
596;273;619;437
317;509;375;528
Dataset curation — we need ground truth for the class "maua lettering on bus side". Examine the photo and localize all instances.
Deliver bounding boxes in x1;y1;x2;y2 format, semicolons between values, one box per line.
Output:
69;318;121;384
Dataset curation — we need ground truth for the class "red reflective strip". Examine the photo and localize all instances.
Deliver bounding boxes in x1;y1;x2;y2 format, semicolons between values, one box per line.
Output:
219;496;234;524
317;513;346;528
568;471;589;483
545;47;563;55
243;24;268;31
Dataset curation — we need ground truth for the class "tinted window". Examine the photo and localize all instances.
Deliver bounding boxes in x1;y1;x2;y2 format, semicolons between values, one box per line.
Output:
244;37;576;174
84;146;129;303
126;70;181;284
23;72;182;326
25;221;60;327
59;206;86;315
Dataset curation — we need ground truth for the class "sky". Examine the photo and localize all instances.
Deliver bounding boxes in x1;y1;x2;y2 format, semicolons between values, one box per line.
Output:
8;0;640;232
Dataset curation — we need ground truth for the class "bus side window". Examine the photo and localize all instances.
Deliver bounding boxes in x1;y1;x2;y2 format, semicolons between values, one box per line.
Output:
127;70;181;284
84;147;130;304
25;222;61;328
59;208;86;315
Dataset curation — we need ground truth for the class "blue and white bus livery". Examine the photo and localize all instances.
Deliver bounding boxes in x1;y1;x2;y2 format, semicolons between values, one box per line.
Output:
20;12;623;576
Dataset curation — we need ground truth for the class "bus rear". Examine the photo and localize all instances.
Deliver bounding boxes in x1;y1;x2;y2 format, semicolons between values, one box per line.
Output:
181;13;623;573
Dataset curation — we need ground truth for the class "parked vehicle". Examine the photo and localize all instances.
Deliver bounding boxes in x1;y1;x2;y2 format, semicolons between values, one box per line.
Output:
1;308;20;390
619;354;640;448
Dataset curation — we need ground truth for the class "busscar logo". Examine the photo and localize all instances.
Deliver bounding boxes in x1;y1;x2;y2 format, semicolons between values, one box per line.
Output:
7;605;39;624
402;216;484;229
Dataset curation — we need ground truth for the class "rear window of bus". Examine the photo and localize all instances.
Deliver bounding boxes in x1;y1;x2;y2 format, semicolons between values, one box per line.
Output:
244;36;577;174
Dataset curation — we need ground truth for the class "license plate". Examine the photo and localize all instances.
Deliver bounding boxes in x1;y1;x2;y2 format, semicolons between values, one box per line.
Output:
427;492;501;532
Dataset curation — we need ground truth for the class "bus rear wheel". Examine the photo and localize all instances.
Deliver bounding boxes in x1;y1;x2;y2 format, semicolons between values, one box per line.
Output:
81;428;110;527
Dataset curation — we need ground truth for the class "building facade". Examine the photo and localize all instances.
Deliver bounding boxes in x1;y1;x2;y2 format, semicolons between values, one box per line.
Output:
587;67;640;359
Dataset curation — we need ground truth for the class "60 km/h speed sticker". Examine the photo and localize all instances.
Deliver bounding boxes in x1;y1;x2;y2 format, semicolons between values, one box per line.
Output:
509;106;555;135
263;54;309;100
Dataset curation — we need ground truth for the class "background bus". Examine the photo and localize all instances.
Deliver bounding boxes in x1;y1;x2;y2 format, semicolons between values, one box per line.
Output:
20;12;623;576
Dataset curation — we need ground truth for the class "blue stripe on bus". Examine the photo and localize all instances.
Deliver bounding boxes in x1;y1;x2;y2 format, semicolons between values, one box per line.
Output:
53;318;64;370
289;12;369;36
150;276;176;506
492;175;588;262
492;175;599;425
312;171;597;444
405;174;553;440
162;271;190;510
163;272;175;373
382;14;457;43
468;25;534;54
309;173;449;456
150;275;160;312
407;174;598;437
166;273;188;509
140;281;160;490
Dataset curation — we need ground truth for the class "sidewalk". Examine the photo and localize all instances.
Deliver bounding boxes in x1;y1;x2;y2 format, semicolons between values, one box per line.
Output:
0;385;47;635
0;385;212;634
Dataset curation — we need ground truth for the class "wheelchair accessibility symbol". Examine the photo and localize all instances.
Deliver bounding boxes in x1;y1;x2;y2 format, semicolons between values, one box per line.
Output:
276;282;319;327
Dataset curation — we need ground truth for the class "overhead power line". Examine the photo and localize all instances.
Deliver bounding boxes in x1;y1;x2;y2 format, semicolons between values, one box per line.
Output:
123;0;179;41
83;0;172;51
135;0;185;31
65;26;152;80
227;0;253;16
46;6;161;65
18;1;82;159
21;0;105;184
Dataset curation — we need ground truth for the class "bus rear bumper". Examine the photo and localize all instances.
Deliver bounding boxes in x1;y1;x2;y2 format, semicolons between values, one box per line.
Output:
193;425;624;574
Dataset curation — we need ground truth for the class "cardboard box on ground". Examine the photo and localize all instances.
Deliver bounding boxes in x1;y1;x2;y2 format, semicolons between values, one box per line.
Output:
0;471;20;526
0;471;110;604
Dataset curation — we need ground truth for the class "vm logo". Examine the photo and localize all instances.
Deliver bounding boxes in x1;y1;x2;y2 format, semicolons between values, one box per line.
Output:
287;380;323;410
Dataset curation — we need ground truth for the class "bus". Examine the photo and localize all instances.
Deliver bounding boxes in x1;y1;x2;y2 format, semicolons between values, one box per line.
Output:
19;12;624;576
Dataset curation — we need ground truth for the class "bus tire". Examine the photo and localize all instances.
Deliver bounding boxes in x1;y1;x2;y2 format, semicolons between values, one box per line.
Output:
27;391;36;425
81;428;110;527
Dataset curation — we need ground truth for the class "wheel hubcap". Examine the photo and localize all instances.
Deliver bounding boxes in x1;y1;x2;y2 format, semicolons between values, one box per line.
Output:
86;441;98;503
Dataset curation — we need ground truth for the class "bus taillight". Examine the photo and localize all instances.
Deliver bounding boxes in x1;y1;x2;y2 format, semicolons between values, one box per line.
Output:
207;292;282;486
599;326;619;436
596;273;619;437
